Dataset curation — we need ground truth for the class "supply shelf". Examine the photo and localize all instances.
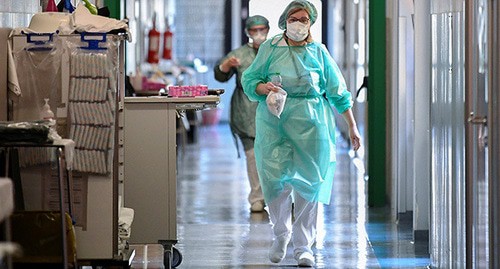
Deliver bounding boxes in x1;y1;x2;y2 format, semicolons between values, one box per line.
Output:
9;33;133;268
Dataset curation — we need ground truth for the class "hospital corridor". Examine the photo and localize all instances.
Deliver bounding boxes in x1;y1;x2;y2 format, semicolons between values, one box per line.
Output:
127;123;429;268
1;0;500;268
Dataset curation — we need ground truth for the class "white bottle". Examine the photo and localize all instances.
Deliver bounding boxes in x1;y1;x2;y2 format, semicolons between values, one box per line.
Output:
40;98;62;141
270;73;282;87
40;98;55;120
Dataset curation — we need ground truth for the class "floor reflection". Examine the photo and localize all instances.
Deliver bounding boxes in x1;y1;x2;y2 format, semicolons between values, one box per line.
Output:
169;123;430;268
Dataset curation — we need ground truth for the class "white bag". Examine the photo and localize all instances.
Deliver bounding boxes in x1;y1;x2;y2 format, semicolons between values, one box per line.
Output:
266;87;287;118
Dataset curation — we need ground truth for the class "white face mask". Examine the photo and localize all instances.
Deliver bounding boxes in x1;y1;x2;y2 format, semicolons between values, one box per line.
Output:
286;21;309;42
251;32;267;45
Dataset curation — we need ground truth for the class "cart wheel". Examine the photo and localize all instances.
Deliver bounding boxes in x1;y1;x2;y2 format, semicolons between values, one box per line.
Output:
172;247;183;268
164;247;183;268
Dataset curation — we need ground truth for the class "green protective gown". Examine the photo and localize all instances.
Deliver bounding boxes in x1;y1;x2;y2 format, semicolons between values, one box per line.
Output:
214;44;258;151
241;35;353;205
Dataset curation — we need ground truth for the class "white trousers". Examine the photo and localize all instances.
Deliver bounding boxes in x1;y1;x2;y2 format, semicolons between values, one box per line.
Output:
268;187;318;255
245;149;264;204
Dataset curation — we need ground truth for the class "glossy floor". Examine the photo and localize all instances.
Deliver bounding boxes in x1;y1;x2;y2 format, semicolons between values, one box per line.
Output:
132;123;430;268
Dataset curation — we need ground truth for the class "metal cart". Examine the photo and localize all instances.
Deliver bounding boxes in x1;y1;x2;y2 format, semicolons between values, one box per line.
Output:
123;95;220;268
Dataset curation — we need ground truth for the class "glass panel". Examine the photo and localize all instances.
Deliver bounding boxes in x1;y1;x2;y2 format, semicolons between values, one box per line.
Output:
430;7;466;268
12;13;31;28
0;13;13;28
27;0;41;13
11;0;24;13
0;0;38;28
431;0;464;14
477;0;488;74
471;0;489;267
174;0;225;63
0;0;11;12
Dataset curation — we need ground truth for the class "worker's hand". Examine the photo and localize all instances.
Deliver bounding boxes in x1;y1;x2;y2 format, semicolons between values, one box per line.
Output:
349;125;361;151
256;82;280;95
219;56;241;73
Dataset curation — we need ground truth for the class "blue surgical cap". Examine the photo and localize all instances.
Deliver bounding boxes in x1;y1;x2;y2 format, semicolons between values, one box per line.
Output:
245;15;270;30
278;0;318;30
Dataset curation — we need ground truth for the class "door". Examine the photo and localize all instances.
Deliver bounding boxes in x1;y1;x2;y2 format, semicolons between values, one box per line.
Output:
488;1;500;266
465;1;488;268
429;0;466;267
466;0;500;268
398;0;415;216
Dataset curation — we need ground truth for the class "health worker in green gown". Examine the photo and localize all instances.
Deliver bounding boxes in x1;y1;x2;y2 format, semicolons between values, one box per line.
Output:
214;15;270;213
241;1;361;267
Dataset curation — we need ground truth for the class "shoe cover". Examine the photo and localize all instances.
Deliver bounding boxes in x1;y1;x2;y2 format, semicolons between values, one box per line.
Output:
269;234;291;263
296;252;315;267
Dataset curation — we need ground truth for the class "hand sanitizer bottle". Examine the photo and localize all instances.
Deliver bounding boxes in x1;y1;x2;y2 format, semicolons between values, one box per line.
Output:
40;98;55;120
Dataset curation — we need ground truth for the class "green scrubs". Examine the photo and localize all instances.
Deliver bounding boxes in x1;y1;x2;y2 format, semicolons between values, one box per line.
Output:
214;44;258;150
242;35;353;204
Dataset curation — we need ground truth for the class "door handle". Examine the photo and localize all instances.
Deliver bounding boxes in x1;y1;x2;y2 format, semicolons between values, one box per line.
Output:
478;124;488;149
468;112;488;150
467;112;487;125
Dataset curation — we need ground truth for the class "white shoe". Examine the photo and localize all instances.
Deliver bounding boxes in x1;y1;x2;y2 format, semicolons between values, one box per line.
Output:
269;235;291;263
296;252;315;267
250;201;265;212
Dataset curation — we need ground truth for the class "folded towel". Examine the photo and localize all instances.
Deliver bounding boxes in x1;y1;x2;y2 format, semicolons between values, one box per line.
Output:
118;207;134;231
73;3;131;40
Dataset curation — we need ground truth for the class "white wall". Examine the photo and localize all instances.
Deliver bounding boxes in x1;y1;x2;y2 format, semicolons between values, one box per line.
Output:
413;0;431;235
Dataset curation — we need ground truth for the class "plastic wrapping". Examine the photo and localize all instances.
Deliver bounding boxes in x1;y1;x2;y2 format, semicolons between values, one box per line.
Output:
266;87;287;118
9;33;65;166
65;33;120;174
10;33;121;173
10;33;63;122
